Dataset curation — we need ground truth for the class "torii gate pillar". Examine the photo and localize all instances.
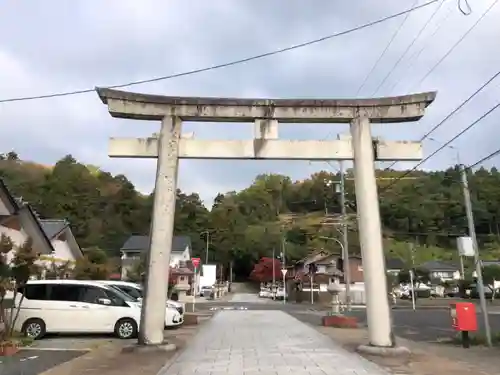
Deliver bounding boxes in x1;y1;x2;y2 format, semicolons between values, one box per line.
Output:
97;88;436;350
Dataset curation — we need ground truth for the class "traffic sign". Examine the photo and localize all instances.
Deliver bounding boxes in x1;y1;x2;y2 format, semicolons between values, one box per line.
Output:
281;269;288;276
191;257;201;271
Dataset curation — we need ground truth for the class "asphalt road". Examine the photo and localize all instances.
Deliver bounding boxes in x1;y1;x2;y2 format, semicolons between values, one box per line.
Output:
0;349;87;375
193;298;500;343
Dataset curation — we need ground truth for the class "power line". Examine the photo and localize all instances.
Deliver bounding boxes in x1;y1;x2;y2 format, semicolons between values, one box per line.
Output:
381;98;500;193
410;0;499;91
384;66;500;170
0;0;440;104
387;1;454;95
372;0;448;96
468;147;500;169
354;0;419;97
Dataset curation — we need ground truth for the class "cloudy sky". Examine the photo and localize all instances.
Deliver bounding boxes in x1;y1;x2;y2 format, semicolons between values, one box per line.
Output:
1;0;499;207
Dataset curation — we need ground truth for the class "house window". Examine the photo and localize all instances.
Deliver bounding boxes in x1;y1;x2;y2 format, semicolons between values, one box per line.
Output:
358;265;363;272
179;276;185;281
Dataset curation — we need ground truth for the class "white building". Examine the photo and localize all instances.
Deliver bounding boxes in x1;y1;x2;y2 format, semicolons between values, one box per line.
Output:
38;219;83;268
0;179;83;271
120;235;192;279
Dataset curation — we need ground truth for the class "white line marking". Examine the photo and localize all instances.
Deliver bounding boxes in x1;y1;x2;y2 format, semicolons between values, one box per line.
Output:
24;347;91;352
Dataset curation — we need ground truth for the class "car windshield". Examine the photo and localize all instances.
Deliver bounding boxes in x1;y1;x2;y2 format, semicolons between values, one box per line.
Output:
105;285;136;303
116;285;143;300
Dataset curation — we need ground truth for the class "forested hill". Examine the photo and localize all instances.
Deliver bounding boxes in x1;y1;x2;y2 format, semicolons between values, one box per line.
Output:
2;151;500;278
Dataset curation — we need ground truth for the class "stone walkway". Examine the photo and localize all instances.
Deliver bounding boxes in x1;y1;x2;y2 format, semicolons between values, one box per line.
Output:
228;292;271;303
159;310;389;374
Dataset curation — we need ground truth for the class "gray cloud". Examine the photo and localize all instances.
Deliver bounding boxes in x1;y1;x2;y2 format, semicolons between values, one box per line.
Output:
1;0;499;207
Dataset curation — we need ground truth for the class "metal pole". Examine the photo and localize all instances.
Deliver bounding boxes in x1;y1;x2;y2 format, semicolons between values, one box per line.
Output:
204;231;210;264
460;164;492;347
459;256;465;279
272;247;276;300
282;235;287;304
339;160;352;310
408;242;416;311
310;274;314;304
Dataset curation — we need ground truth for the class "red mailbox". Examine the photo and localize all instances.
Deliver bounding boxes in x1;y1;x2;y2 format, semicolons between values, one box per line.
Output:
450;302;477;332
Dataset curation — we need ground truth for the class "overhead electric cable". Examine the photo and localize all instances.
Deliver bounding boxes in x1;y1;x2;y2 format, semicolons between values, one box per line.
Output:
381;99;500;192
387;3;454;95
411;0;499;90
354;0;419;97
371;0;448;96
383;67;500;170
0;0;440;104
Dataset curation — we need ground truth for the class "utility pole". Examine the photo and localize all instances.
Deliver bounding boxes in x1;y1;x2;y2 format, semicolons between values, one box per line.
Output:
339;160;352;310
408;243;416;311
202;231;210;264
272;247;276;300
282;233;287;304
460;164;492;347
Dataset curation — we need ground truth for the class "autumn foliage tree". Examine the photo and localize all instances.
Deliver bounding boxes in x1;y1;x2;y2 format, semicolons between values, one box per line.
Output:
249;257;282;283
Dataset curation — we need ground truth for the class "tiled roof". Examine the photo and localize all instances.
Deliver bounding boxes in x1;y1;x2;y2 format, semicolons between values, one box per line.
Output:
386;258;405;270
121;235;191;253
420;260;459;271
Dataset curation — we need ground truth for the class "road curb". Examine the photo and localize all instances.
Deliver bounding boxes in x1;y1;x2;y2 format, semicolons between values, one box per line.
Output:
392;305;451;310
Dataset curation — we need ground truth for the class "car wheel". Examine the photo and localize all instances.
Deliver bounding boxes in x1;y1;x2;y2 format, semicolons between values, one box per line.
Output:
22;318;46;340
114;318;138;339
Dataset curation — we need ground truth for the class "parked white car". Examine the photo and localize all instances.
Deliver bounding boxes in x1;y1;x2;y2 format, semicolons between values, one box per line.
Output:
259;288;272;298
12;279;183;340
97;280;185;316
275;287;288;299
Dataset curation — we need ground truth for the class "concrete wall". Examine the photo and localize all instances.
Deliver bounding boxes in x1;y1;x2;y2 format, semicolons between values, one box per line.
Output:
170;247;190;267
0;224;27;263
199;264;216;290
51;238;77;261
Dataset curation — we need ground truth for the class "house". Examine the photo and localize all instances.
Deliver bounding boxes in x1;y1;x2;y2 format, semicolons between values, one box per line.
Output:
419;260;460;281
292;250;364;283
120;235;192;279
0;179;83;275
38;219;83;266
386;258;405;276
0;179;54;262
482;260;500;267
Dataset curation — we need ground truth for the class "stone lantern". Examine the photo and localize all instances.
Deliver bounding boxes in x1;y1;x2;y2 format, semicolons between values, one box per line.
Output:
327;275;343;315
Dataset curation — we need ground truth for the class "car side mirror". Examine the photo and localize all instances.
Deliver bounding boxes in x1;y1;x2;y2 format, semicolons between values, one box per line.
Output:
97;298;112;305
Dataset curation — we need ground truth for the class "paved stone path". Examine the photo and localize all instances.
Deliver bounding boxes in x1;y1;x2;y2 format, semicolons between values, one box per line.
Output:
228;292;268;303
159;310;389;374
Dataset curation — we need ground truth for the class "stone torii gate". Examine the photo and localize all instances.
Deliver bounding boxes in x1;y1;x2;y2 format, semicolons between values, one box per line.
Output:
97;88;436;350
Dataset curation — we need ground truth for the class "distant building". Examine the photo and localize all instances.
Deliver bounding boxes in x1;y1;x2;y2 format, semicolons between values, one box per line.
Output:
0;179;83;271
419;260;460;281
120;235;192;280
38;219;83;266
386;258;405;276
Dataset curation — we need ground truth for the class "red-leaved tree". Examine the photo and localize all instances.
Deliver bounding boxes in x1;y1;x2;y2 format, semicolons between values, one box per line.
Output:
249;257;282;282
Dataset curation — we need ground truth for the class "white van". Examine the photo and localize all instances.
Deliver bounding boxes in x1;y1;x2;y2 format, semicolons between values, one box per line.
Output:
12;280;183;340
97;280;185;315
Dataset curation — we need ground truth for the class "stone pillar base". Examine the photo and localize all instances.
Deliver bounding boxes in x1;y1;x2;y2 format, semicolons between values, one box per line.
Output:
357;344;410;357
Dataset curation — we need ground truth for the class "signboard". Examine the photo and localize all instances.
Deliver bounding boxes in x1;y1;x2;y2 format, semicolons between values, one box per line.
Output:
191;257;201;271
457;237;475;257
281;269;288;276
